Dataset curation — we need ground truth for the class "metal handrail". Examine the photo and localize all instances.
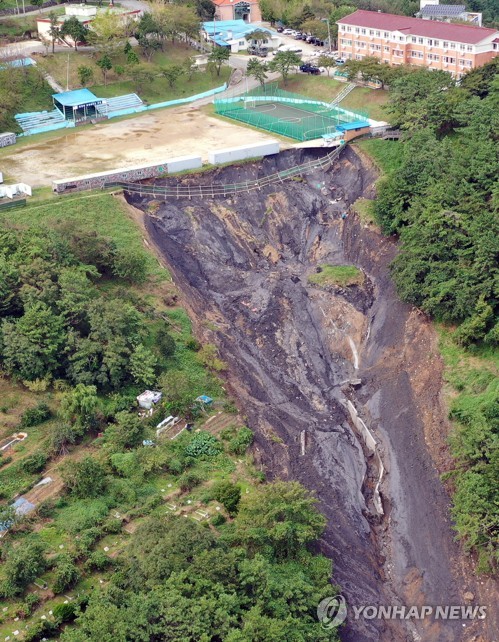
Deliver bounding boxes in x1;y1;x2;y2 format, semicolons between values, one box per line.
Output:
105;146;345;198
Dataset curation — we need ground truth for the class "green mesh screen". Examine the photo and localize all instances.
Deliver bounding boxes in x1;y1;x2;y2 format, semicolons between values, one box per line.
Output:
214;83;369;142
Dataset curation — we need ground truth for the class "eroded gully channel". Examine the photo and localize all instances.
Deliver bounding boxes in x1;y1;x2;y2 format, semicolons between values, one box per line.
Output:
126;147;489;642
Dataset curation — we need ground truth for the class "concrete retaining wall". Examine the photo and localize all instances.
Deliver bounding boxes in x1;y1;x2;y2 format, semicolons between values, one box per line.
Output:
0;133;16;148
208;140;280;165
166;155;202;173
52;155;202;193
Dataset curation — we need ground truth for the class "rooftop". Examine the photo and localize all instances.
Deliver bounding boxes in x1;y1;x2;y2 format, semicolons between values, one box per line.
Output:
337;9;497;44
420;4;466;16
202;19;274;43
53;89;102;107
212;0;259;5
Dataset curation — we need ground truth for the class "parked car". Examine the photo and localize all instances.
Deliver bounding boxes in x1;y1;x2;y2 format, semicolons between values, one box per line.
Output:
276;26;284;33
294;32;303;39
300;63;321;74
335;58;346;64
283;28;295;35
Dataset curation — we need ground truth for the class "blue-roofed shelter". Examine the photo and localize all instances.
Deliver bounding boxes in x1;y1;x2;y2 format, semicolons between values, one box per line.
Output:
53;88;103;121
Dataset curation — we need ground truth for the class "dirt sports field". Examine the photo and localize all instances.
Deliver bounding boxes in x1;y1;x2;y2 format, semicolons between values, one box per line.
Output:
0;105;284;187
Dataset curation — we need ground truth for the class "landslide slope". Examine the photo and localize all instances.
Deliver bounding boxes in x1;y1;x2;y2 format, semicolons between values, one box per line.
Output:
127;147;485;642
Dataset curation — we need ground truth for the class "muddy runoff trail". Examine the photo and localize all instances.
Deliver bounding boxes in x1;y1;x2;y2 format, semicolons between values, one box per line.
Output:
128;147;484;642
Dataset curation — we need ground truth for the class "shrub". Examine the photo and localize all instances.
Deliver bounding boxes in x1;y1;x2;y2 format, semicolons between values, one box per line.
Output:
21;451;48;474
84;550;113;572
112;247;148;283
211;513;226;527
24;619;59;642
20;402;51;428
228;427;254;455
212;481;241;516
157;327;176;358
178;470;203;493
184;432;222;458
61;457;107;498
52;554;80;594
53;601;77;624
185;337;201;351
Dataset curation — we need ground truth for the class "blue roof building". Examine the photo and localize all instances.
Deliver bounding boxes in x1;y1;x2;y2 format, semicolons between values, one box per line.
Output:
53;89;103;120
202;20;280;52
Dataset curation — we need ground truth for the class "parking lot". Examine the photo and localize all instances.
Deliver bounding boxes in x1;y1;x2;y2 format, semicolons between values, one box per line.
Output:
275;30;338;62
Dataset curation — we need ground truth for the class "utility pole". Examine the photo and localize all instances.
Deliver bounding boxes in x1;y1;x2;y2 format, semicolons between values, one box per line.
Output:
322;18;332;53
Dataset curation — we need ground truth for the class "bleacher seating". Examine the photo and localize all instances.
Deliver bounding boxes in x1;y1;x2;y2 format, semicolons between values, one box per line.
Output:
15;109;66;134
96;93;143;115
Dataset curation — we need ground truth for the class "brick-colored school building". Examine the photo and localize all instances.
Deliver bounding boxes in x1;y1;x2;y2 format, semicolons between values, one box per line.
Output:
337;9;499;78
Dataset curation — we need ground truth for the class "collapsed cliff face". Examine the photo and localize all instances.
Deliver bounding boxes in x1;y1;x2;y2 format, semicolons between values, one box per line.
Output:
127;147;484;642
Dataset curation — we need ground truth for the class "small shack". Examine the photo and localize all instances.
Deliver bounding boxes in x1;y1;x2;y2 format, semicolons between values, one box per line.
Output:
137;390;162;410
52;89;103;122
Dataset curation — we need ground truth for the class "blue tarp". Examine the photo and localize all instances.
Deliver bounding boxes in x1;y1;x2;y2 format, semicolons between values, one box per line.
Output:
0;57;35;69
53;88;102;109
196;395;213;405
12;497;36;516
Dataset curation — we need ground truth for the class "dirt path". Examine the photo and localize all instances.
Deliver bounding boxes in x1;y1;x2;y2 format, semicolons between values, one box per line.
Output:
0;107;283;187
127;147;494;642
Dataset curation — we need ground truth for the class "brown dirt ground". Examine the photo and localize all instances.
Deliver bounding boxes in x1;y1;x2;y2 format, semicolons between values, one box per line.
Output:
0;107;284;188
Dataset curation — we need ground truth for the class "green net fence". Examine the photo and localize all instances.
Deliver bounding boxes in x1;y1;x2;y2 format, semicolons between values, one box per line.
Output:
214;83;369;142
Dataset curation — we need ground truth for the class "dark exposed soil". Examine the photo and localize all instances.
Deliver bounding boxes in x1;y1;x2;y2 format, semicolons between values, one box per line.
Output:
126;147;493;642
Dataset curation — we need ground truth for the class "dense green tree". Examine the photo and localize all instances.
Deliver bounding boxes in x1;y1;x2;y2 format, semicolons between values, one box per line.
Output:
62;457;107;498
48;11;61;54
160;64;185;89
2;542;47;596
268;50;302;85
1;301;65;381
106;411;144;450
208;47;230;77
77;65;94;87
59;384;99;432
129;344;157;387
96;54;113;85
246;58;268;86
213;480;242;516
53;554;80;594
61;16;89;51
235;481;326;559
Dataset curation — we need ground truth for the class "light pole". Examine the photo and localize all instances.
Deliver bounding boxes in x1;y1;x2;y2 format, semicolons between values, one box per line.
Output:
322;18;332;53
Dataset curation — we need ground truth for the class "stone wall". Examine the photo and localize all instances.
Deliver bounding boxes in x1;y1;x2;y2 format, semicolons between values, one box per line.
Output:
52;156;202;193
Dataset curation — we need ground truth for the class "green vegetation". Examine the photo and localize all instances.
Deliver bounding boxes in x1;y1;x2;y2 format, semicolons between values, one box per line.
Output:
0;66;53;132
277;74;389;121
356;138;404;175
363;62;498;570
309;264;364;288
0;192;340;639
37;45;229;106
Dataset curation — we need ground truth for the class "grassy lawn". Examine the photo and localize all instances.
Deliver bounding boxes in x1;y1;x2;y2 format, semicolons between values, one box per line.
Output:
0;15;38;37
355;138;404;175
93;66;230;104
0;66;53;131
341;86;389;121
279;74;344;102
308;264;364;287
351;196;377;227
36;45;229;104
277;74;389;120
